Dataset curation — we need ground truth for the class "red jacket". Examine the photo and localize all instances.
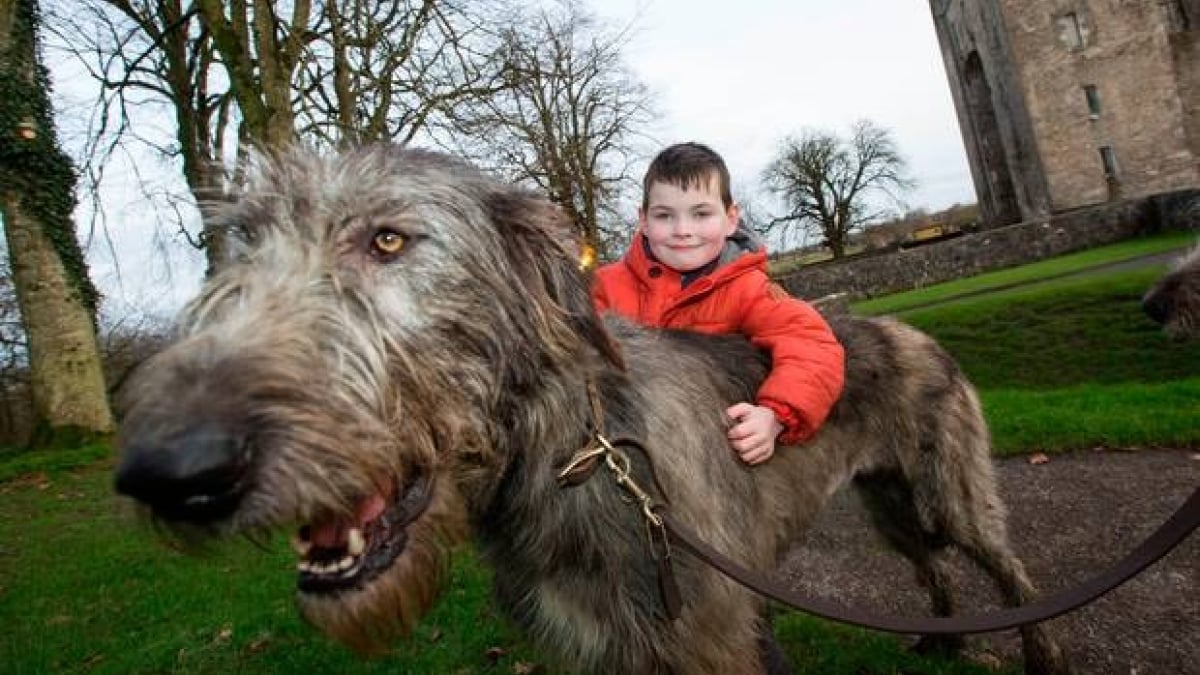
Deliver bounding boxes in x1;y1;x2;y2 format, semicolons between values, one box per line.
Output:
592;233;845;444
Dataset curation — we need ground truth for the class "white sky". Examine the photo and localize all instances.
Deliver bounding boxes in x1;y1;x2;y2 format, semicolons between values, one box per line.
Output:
593;0;974;211
55;0;975;319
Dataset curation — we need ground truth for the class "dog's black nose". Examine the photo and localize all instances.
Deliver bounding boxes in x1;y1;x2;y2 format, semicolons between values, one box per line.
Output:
115;423;251;522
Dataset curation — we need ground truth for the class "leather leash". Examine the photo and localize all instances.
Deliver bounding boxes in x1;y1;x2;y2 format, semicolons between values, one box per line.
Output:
661;487;1199;634
558;382;1200;634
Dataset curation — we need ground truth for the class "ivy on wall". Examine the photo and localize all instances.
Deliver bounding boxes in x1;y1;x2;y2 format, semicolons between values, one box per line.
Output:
0;0;101;316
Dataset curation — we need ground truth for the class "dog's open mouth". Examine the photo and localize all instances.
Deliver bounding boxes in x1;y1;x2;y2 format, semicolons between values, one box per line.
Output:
292;470;433;594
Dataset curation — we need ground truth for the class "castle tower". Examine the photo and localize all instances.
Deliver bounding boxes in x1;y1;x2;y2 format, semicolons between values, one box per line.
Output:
930;0;1199;227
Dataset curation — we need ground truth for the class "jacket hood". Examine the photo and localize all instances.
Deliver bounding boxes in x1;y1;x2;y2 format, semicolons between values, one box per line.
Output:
718;219;765;267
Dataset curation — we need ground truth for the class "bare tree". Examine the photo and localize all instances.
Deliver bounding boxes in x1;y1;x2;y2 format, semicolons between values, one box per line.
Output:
193;0;311;151
51;0;510;273
48;0;244;270
293;0;508;147
449;0;654;260
1;0;113;446
763;120;912;259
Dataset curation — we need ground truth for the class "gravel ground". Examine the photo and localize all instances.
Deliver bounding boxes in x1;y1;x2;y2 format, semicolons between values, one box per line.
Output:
778;447;1199;675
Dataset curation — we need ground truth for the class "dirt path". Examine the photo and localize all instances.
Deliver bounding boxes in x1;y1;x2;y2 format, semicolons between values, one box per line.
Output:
779;447;1200;674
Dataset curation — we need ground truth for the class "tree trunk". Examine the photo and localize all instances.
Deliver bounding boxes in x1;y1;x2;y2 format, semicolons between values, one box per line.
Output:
0;0;114;445
195;0;301;274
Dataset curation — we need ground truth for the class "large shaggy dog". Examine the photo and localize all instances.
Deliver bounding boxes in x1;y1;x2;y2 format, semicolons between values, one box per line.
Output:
114;146;1066;674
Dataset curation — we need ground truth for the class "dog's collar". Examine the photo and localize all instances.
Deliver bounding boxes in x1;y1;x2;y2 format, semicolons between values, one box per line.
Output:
554;377;681;620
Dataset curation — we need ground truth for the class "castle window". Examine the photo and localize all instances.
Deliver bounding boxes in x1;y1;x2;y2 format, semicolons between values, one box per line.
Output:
1083;85;1101;118
1099;146;1119;180
1056;12;1085;49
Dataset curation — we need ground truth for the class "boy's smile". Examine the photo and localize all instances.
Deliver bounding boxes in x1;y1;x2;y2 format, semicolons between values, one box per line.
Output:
639;178;739;272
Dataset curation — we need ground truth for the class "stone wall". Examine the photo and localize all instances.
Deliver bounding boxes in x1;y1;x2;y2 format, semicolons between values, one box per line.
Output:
776;190;1199;301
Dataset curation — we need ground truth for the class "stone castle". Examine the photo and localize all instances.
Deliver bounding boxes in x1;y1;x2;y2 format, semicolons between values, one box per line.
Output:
929;0;1199;227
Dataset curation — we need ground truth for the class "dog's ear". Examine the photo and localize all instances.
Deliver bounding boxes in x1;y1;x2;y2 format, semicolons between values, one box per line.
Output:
486;190;624;370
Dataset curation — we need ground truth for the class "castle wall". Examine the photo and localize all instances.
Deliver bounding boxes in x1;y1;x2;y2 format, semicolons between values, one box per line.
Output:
930;0;1052;225
999;1;1199;209
929;0;1199;223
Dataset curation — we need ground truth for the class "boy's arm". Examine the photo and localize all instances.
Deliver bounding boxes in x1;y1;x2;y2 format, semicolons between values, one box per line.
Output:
738;276;845;445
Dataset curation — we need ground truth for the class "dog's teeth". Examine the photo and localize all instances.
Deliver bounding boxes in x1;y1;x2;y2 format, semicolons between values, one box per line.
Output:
337;556;355;571
348;528;365;555
297;560;314;573
291;533;313;557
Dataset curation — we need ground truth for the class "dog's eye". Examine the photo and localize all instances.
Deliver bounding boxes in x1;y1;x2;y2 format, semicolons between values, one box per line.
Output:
371;229;406;258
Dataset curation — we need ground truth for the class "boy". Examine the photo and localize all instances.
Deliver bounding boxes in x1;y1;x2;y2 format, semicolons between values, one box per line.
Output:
592;142;844;465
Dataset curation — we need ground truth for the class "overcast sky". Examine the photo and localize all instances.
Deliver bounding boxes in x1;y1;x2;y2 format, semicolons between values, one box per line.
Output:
60;0;975;319
591;0;974;211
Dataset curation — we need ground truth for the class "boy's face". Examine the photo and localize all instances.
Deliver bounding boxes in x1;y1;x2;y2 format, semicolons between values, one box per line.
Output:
639;176;739;272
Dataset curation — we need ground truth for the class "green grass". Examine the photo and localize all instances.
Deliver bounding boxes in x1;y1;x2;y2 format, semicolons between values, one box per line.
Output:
853;230;1194;315
902;267;1199;390
894;264;1200;455
0;442;110;483
0;460;996;675
0;458;553;675
982;379;1200;454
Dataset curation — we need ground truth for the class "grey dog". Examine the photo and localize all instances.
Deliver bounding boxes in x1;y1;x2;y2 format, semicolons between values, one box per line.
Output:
115;145;1068;674
1144;244;1200;339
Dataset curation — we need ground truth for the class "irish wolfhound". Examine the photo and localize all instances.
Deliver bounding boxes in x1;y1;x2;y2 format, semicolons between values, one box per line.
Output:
1143;244;1200;339
115;145;1067;674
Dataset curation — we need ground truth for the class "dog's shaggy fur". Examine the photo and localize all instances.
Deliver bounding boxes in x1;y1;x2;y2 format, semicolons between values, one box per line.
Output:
1143;244;1200;339
115;146;1067;674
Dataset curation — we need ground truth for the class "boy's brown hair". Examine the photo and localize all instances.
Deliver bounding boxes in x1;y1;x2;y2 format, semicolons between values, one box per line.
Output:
641;142;733;211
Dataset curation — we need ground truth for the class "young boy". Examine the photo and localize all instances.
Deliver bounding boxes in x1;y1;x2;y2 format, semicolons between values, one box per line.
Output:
592;142;845;465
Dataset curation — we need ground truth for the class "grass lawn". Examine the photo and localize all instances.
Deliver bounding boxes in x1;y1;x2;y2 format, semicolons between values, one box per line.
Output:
2;235;1196;674
887;265;1200;455
0;458;1000;675
0;458;544;675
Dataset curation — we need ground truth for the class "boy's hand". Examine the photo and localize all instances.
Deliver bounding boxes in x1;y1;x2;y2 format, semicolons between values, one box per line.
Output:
725;402;783;465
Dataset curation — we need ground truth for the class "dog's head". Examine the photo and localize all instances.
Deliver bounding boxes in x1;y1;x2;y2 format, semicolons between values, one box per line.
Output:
114;144;621;651
1143;245;1199;340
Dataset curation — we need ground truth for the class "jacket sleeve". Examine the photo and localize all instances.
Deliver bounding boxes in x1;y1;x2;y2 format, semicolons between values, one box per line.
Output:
737;274;845;445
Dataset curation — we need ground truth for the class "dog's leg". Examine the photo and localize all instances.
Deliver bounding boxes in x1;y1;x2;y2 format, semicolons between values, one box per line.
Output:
920;445;1071;674
908;556;968;657
917;369;1070;675
854;470;966;657
953;533;1071;675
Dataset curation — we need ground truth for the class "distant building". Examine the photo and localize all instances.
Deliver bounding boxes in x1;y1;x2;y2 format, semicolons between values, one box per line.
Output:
929;0;1199;227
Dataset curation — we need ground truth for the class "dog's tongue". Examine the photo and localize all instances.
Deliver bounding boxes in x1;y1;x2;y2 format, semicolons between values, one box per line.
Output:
309;493;388;548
